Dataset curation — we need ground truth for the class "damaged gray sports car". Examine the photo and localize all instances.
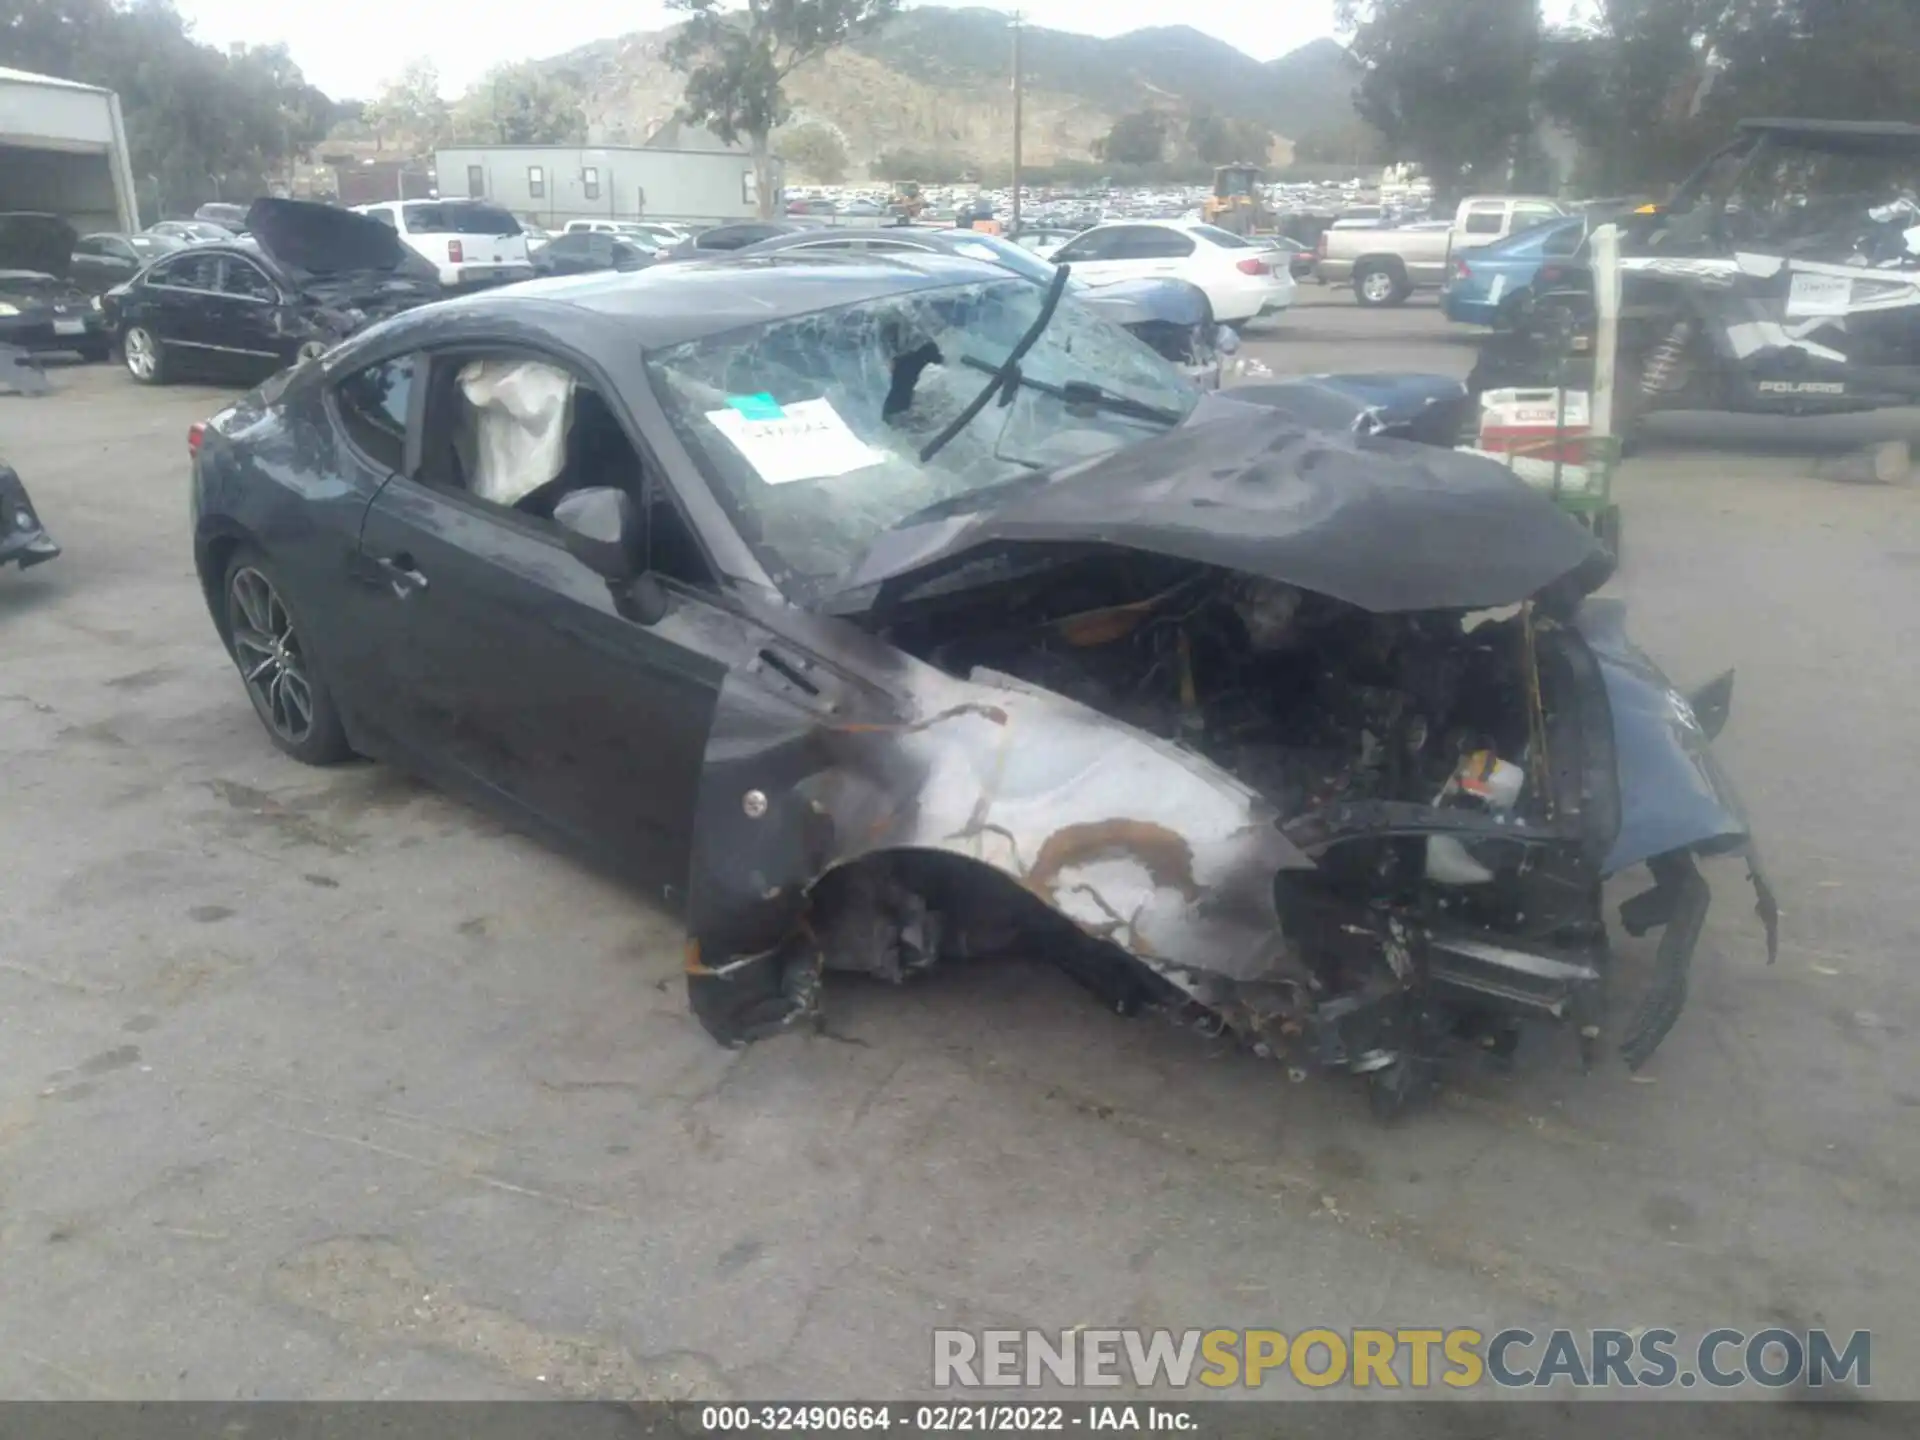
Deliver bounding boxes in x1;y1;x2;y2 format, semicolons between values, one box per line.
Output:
188;252;1775;1112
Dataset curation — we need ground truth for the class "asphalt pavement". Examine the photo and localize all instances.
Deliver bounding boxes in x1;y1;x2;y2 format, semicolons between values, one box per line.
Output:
2;293;1917;1403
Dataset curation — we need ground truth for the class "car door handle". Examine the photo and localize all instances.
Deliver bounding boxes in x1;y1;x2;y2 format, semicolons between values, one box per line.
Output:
377;553;429;596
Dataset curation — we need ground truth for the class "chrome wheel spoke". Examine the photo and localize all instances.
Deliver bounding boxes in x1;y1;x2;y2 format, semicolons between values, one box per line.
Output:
280;669;313;728
229;567;313;744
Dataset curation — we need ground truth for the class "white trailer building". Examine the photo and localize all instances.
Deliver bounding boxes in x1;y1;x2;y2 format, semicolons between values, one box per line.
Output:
0;66;139;232
435;143;783;229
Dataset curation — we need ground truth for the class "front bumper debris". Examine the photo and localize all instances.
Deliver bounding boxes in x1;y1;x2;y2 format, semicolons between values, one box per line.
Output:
1;462;60;571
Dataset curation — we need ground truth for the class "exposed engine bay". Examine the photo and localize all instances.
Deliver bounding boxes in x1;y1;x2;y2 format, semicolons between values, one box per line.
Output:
889;554;1534;835
848;550;1631;1109
678;399;1774;1118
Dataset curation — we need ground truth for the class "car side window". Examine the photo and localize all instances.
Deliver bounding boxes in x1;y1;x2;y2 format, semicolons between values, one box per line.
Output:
221;258;278;301
154;254;222;291
1052;230;1115;263
1542;224;1583;258
409;348;712;587
334;356;416;472
587;234;616;265
1463;205;1505;236
1126;229;1197;259
549;234;589;257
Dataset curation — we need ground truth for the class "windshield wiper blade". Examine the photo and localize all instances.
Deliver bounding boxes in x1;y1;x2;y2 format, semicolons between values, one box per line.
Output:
955;355;1184;427
918;263;1071;463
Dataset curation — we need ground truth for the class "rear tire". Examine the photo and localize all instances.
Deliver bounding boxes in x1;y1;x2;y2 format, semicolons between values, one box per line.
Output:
1354;264;1406;307
121;324;166;385
223;546;352;766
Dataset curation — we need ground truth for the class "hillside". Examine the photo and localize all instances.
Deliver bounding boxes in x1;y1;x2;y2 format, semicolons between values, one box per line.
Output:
525;7;1360;178
850;10;1358;142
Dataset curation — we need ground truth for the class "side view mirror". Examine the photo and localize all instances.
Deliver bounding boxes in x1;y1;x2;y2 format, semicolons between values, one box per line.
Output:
555;486;641;583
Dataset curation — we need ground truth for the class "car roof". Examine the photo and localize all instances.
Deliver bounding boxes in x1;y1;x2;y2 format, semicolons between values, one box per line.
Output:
1079;218;1200;232
401;251;1009;351
748;227;956;248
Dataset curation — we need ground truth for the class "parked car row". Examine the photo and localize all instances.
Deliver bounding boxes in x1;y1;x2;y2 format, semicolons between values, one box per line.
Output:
4;195;1302;396
0;213;112;361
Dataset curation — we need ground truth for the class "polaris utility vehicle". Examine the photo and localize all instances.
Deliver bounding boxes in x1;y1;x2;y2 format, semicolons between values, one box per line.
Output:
1485;119;1920;436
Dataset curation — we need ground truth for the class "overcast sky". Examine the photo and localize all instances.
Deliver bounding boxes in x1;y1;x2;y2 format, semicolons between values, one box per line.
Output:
171;1;1348;99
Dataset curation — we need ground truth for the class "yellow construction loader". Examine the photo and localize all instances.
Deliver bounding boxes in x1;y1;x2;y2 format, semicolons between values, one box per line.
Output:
1203;164;1271;236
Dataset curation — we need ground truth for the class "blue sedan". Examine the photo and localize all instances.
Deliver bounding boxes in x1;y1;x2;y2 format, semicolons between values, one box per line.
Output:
1442;216;1586;328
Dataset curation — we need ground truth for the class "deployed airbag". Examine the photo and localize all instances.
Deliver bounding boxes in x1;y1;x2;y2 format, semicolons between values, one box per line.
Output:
455;358;575;508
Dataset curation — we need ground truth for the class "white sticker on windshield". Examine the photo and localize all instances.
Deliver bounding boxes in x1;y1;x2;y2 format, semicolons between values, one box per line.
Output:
704;397;884;485
1786;271;1852;317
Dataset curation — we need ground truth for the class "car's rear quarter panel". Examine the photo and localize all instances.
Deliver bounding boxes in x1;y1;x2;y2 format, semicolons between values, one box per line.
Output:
192;373;380;701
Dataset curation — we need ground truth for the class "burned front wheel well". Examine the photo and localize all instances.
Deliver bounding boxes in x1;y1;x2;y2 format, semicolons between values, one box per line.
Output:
809;848;1107;975
687;847;1189;1046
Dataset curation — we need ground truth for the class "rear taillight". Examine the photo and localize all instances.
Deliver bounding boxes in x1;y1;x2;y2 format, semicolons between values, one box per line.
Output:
448;239;464;263
187;421;206;458
1454;259;1471;280
1538;264;1566;285
1236;257;1270;276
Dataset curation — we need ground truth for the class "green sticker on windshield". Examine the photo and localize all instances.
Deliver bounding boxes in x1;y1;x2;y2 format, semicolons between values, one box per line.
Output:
726;392;785;421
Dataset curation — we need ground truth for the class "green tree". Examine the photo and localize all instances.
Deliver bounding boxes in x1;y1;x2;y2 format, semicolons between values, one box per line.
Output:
871;147;969;183
666;0;903;218
1222;117;1273;165
1185;109;1272;167
1535;1;1723;193
451;63;585;145
366;59;450;154
0;0;341;215
1186;107;1231;166
1102;109;1167;166
773;121;850;183
1337;0;1542;204
1293;117;1389;167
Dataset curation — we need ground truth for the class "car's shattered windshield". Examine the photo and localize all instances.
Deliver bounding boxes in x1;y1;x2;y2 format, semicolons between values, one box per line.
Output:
644;277;1200;598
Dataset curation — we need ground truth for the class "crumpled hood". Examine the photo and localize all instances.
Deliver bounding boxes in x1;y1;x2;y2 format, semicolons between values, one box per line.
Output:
244;198;411;278
0;213;77;281
844;397;1612;613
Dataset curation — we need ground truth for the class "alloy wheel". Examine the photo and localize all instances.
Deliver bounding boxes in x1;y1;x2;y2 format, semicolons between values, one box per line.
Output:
296;339;328;363
123;327;157;380
228;566;314;745
1361;271;1396;303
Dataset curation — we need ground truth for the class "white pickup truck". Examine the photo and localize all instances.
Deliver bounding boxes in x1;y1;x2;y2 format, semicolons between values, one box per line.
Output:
1317;196;1568;306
